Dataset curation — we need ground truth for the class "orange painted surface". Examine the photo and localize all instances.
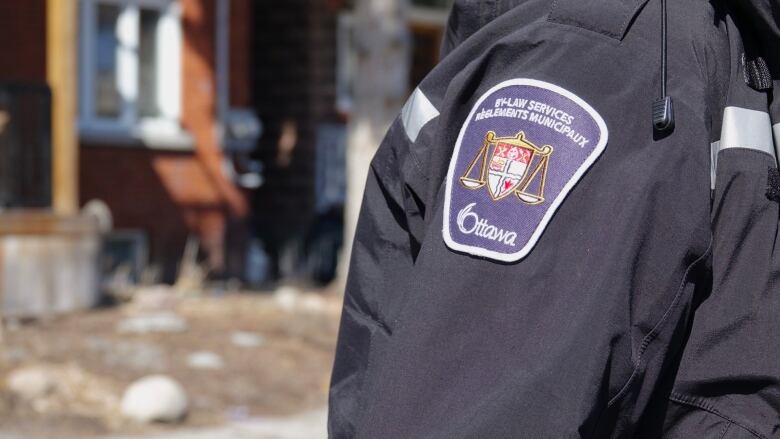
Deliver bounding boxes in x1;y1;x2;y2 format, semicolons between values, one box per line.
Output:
79;0;253;277
2;0;253;279
181;0;248;218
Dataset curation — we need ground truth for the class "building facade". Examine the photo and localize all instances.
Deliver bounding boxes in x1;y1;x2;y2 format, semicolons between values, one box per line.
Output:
0;0;254;284
0;0;452;290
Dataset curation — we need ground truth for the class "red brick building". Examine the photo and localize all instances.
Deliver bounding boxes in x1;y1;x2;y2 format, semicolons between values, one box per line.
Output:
0;0;254;282
0;0;452;286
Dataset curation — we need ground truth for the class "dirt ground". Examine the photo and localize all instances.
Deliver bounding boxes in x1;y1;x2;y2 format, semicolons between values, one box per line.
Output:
0;287;342;439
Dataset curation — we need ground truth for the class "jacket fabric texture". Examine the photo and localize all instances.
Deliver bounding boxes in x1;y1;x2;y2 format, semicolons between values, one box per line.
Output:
329;0;780;437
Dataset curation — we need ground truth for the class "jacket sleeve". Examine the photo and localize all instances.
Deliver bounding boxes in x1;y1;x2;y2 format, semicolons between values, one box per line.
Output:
652;0;780;439
328;116;429;437
660;141;780;439
657;16;780;437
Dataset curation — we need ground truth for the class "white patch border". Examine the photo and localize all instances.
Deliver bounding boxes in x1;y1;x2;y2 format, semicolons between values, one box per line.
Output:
442;78;609;262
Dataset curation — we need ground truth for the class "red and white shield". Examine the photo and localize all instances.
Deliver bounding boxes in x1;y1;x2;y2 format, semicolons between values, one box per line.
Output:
487;142;533;199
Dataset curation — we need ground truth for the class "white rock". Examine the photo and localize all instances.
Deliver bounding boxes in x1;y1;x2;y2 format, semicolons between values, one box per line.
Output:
186;351;224;370
120;375;188;423
229;332;265;348
116;313;188;334
6;367;56;400
274;286;300;312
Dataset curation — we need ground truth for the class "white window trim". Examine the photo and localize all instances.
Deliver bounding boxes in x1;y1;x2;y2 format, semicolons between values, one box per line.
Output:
79;0;192;150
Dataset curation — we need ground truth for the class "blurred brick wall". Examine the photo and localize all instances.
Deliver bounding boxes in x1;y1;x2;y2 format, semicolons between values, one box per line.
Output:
80;0;251;281
230;0;251;108
0;0;257;283
250;0;340;268
79;148;230;282
0;0;47;82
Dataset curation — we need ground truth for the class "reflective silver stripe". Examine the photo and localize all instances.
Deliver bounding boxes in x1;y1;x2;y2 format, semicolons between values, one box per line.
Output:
719;106;775;157
710;140;720;190
401;88;440;142
774;123;780;161
712;108;777;189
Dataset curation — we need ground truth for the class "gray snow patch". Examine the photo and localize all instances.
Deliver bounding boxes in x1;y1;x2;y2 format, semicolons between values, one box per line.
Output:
116;313;188;334
186;351;224;370
230;332;266;348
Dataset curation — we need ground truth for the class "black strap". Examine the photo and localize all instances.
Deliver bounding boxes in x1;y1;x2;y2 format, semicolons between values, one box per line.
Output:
548;0;650;40
742;53;772;92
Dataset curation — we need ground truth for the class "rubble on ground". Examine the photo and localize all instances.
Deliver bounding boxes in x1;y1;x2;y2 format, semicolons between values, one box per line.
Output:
0;290;341;437
4;363;121;425
230;331;266;348
116;312;188;335
85;337;168;371
185;351;224;370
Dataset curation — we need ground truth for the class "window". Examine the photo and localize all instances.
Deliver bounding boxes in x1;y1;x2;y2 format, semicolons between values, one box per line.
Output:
79;0;191;149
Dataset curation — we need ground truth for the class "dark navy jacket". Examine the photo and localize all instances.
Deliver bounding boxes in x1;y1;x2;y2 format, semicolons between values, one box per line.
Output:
329;0;780;437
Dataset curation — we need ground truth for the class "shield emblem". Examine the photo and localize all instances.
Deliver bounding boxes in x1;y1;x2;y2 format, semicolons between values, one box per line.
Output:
488;140;533;200
460;131;553;204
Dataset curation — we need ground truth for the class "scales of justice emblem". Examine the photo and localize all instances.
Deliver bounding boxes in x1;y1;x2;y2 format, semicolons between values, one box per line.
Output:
459;130;553;204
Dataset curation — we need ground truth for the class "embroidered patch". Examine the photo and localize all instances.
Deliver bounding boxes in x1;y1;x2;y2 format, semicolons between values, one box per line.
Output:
443;79;608;262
